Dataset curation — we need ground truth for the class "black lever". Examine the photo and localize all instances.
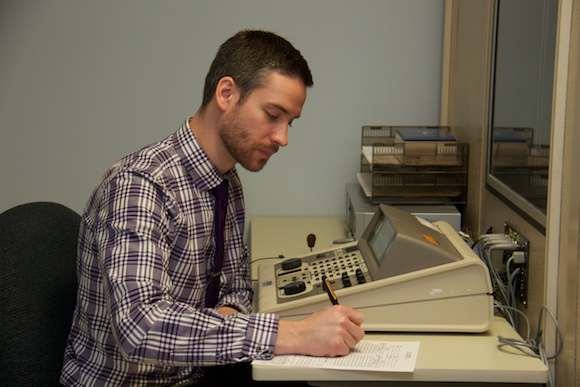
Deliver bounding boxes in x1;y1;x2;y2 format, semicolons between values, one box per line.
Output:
307;233;316;251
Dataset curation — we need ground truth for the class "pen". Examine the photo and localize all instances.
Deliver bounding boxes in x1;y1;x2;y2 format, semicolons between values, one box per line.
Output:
322;275;339;305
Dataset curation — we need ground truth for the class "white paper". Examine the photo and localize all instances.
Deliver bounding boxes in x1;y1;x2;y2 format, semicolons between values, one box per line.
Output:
252;340;421;373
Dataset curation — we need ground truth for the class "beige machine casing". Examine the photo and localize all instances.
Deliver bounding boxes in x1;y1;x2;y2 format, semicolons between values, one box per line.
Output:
257;218;493;333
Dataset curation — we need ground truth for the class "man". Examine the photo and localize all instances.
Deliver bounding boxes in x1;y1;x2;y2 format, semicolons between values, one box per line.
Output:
61;30;365;387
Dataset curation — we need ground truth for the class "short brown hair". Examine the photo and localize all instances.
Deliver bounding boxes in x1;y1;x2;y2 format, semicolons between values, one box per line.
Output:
201;30;313;110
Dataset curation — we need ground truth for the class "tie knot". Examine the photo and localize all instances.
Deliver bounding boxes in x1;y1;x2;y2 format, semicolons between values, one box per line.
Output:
213;179;229;202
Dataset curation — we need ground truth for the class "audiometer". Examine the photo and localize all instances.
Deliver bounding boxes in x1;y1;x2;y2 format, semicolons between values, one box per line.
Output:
257;204;494;332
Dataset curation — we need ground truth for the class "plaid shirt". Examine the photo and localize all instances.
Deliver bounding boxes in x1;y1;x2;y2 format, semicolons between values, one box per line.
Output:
60;119;278;387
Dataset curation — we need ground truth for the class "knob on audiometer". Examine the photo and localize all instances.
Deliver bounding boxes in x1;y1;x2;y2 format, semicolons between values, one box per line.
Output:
282;281;306;295
281;257;302;270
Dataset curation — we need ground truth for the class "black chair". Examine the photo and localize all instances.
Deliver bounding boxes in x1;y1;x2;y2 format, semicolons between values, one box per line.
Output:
0;202;80;387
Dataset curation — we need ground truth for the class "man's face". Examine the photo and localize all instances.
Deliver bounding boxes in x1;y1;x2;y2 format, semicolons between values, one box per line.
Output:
219;71;307;172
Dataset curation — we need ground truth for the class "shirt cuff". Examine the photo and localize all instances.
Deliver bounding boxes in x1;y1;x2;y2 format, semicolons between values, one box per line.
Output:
243;313;279;360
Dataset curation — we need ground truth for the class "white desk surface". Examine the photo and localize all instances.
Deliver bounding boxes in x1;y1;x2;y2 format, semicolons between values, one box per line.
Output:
250;217;549;386
252;316;548;385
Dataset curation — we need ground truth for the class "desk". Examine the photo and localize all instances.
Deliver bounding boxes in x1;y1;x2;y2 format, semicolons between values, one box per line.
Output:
250;217;549;386
252;316;548;386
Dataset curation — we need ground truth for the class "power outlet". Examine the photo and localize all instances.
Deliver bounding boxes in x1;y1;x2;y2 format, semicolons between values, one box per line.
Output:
504;223;529;306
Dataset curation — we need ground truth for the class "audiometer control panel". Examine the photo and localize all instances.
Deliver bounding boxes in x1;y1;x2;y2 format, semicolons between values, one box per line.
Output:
274;244;372;303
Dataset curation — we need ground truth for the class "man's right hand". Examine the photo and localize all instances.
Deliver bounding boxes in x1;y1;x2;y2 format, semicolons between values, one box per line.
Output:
273;305;365;357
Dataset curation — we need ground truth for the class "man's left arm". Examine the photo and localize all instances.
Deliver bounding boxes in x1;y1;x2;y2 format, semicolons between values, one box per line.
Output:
215;244;253;314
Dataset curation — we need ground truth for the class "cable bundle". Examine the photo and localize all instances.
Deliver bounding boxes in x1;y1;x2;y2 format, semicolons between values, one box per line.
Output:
471;234;563;387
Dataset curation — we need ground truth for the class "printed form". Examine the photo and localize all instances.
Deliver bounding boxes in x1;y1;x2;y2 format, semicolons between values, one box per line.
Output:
252;341;421;373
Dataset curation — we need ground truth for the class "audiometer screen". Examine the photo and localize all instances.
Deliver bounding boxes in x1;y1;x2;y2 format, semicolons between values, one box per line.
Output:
368;213;396;265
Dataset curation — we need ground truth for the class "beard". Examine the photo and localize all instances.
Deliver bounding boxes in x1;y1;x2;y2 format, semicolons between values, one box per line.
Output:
219;107;279;172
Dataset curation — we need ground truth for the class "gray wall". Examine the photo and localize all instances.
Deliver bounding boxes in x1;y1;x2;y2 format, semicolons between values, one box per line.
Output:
0;0;445;239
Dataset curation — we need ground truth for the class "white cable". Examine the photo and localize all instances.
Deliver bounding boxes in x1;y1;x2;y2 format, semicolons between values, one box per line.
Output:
509;267;521;328
509;267;520;304
486;243;521;251
483;247;509;306
479;233;511;241
481;243;525;327
482;240;514;247
494;300;517;330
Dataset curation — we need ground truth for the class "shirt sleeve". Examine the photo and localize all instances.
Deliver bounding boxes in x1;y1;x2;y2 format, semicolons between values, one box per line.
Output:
94;171;278;366
216;244;253;314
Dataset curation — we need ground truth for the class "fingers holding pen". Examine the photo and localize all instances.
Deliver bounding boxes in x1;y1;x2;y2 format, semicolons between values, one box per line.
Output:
341;304;365;327
320;276;365;349
274;305;365;357
328;305;366;348
313;305;365;357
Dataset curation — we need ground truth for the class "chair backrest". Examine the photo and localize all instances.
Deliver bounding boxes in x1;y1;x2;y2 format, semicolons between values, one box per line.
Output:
0;202;80;387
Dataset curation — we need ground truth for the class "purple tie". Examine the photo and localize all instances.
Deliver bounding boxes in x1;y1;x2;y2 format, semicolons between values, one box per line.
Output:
205;179;228;308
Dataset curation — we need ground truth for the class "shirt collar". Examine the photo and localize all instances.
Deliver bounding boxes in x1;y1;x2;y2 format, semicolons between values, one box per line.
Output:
174;117;235;192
